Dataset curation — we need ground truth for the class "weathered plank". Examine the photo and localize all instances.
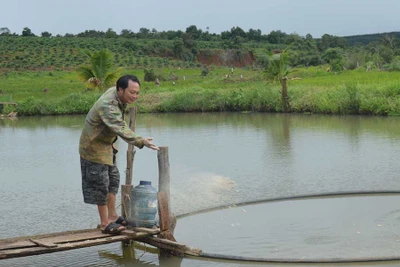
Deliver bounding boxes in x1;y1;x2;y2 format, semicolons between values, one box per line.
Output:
131;227;160;235
29;239;57;248
0;229;100;251
138;236;202;256
0;228;159;259
1;232;150;259
0;240;37;251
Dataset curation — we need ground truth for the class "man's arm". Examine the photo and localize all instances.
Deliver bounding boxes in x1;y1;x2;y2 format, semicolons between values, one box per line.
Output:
100;100;159;150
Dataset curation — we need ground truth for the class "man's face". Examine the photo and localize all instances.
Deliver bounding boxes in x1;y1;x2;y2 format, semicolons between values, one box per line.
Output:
118;80;140;104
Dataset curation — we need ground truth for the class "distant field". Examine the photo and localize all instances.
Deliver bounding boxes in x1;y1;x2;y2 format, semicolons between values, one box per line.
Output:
0;66;399;116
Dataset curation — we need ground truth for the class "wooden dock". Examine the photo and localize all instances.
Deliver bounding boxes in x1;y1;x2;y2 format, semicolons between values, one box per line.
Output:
0;227;201;260
0;227;159;260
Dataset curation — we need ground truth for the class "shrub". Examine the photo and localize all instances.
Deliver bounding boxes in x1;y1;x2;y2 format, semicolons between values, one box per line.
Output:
143;69;157;82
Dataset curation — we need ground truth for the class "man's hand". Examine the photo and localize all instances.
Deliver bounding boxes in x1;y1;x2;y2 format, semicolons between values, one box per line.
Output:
143;137;160;150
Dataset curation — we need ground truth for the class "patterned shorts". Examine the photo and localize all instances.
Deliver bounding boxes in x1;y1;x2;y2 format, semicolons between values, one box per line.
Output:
80;157;120;205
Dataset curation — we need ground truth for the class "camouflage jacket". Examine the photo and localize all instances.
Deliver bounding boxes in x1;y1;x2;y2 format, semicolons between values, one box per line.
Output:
79;87;145;165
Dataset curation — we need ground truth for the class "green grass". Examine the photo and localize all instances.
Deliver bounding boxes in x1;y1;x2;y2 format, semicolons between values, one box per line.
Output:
1;66;400;116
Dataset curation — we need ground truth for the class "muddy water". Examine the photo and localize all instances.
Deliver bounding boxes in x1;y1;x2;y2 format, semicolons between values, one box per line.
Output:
1;113;400;267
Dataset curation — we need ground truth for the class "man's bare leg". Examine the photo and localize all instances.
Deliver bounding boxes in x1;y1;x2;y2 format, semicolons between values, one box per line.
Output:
98;196;124;232
107;193;120;222
98;205;109;230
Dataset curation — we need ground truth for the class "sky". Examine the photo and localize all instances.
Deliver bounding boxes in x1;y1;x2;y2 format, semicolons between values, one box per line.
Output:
2;0;400;38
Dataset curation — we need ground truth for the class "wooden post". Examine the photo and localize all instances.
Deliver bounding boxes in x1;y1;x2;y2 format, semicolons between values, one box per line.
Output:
125;107;137;186
157;147;170;207
157;192;175;241
121;108;137;246
157;147;179;256
281;76;290;112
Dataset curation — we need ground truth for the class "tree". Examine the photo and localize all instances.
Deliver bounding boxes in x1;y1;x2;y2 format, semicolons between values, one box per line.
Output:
317;34;347;51
120;29;135;38
380;34;397;49
182;32;196;50
172;38;184;58
232;36;245;49
322;47;344;71
0;27;10;36
267;30;287;44
264;45;292;111
105;28;117;38
22;27;35;37
220;30;231;40
230;26;246;39
76;49;122;90
185;25;202;39
137;28;150;39
41;31;52;37
247;28;262;41
77;30;105;37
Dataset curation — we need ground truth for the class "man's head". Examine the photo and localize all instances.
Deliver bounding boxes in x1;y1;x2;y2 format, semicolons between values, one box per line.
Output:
116;75;141;104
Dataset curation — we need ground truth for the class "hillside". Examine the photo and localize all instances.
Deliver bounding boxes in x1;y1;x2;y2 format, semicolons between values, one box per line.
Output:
0;36;262;71
343;31;400;45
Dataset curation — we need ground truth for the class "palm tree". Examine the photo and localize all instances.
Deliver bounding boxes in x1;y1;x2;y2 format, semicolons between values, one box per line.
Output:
76;49;122;90
264;44;292;112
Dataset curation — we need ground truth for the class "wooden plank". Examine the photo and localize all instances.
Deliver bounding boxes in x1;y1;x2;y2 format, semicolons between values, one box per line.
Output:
0;228;99;244
0;232;150;259
35;230;108;245
138;236;201;256
131;227;160;235
29;239;57;248
0;240;37;251
0;228;155;251
0;229;101;251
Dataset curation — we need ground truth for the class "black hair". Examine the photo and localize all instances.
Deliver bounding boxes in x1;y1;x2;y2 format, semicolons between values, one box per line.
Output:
116;75;140;91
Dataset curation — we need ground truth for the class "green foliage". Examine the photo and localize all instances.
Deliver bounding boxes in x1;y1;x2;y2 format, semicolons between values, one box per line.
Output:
318;34;347;51
201;66;209;76
344;32;400;45
143;69;157;81
41;31;52;37
1;30;395;73
387;56;400;71
0;103;16;114
76;49;122;90
264;45;292;83
16;93;101;115
1;63;400;116
343;84;360;114
344;49;366;70
21;27;35;37
323;48;345;71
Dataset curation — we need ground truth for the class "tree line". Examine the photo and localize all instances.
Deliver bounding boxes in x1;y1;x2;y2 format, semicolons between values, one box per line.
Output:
1;25;398;45
1;25;400;73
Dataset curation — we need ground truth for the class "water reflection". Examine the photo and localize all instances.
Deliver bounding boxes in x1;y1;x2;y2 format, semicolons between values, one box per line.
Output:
97;243;183;267
1;113;400;267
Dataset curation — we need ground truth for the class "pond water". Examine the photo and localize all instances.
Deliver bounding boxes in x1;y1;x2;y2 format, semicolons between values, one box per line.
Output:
1;113;400;267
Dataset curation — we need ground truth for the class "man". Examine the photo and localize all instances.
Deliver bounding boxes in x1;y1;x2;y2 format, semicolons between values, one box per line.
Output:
79;74;159;234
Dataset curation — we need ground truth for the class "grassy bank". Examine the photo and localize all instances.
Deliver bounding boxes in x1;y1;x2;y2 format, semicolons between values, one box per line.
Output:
1;66;400;116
